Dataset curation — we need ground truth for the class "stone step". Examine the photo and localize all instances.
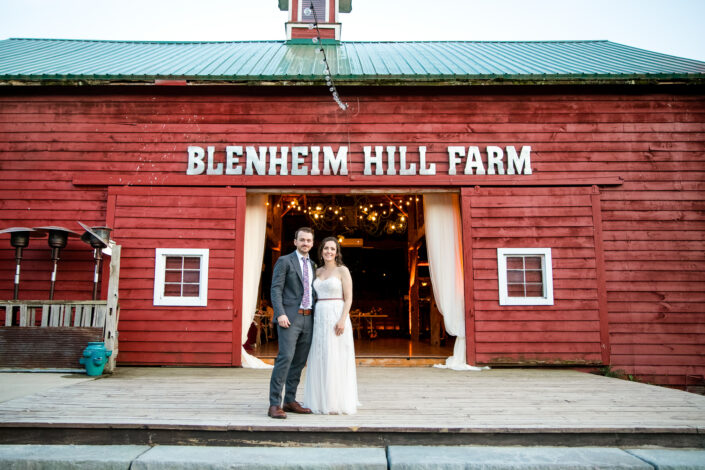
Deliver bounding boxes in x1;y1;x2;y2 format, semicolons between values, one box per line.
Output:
1;445;704;469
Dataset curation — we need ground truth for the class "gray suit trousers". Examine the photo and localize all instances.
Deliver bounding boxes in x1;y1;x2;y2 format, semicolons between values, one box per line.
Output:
268;311;313;406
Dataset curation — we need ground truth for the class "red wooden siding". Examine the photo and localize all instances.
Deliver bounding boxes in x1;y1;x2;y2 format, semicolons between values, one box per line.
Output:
107;186;245;366
0;87;703;386
0;185;105;300
462;186;605;365
601;180;705;387
290;27;336;39
0;91;699;186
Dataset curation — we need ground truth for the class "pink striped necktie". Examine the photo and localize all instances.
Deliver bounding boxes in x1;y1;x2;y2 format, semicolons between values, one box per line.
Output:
302;257;310;308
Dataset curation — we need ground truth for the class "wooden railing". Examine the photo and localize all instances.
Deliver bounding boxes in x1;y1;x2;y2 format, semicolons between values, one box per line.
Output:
2;300;109;328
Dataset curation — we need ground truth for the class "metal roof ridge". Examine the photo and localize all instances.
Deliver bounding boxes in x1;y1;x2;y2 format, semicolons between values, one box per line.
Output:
6;37;614;45
338;40;611;44
7;37;285;45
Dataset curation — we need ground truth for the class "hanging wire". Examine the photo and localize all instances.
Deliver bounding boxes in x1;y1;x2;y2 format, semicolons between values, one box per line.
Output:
305;2;348;111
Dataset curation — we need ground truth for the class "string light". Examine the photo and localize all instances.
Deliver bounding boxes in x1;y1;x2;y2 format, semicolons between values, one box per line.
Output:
282;194;408;236
306;2;348;111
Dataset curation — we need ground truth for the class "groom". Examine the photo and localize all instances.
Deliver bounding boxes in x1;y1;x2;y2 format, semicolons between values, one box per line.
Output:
268;227;316;419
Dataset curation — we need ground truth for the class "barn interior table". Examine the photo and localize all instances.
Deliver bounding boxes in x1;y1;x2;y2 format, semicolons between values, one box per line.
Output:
350;308;388;339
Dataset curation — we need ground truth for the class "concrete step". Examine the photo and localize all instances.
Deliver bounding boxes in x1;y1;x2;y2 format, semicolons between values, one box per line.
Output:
1;445;704;469
387;446;705;469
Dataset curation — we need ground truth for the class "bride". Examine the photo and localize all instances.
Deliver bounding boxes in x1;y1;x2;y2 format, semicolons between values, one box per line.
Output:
304;236;359;414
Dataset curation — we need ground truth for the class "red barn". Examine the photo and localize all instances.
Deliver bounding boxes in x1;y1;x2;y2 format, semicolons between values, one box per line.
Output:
1;1;704;389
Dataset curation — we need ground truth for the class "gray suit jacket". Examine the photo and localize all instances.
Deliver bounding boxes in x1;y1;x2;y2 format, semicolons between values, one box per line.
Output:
270;251;317;322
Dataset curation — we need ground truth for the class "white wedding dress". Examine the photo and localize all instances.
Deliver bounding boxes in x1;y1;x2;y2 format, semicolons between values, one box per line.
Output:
303;276;359;414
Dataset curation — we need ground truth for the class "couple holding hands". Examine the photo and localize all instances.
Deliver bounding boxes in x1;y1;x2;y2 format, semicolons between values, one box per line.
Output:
267;227;359;418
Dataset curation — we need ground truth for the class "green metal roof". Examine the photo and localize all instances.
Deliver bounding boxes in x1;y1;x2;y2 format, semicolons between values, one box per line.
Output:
1;38;704;84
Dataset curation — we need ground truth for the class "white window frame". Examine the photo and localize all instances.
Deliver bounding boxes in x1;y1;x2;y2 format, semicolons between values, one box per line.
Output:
497;248;554;306
154;248;209;307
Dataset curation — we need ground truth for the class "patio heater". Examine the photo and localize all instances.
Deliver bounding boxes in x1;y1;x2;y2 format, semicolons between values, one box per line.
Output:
0;227;43;300
34;226;80;300
78;222;112;300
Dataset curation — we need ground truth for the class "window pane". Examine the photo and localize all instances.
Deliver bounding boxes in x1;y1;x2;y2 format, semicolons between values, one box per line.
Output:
163;283;181;296
182;283;200;297
504;254;545;298
165;256;182;269
183;257;201;269
506;257;524;269
183;270;200;283
507;284;525;297
507;270;524;283
525;284;544;297
164;270;182;283
162;256;201;298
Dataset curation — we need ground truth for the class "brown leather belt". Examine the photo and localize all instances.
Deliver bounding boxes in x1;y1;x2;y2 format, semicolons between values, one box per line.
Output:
298;308;313;315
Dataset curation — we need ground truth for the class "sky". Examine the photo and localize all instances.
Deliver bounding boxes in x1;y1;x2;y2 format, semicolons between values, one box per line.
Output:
1;0;704;62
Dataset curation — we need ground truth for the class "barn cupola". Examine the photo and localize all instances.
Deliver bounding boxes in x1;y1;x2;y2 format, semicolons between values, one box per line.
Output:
279;0;352;44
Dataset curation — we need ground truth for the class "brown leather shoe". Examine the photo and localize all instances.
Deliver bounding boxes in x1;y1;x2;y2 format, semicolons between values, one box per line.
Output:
268;405;287;419
283;401;313;414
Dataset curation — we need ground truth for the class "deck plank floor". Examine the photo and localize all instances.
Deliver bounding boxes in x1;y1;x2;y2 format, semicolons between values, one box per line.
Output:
1;367;704;446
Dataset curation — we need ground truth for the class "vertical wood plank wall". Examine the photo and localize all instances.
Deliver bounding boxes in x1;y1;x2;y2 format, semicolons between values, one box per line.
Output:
0;87;702;386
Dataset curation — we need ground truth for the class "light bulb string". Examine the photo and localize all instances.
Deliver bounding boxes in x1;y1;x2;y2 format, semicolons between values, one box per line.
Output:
306;1;348;111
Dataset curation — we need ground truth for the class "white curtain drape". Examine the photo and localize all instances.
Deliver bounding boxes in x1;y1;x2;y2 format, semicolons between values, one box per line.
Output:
241;194;273;369
423;193;489;371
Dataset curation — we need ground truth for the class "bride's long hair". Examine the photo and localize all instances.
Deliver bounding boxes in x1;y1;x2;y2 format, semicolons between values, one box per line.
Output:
318;236;344;266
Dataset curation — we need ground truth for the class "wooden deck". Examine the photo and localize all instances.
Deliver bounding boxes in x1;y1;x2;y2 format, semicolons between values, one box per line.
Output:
0;367;704;447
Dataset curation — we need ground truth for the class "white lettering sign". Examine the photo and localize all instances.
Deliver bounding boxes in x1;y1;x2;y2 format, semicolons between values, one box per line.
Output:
186;145;532;176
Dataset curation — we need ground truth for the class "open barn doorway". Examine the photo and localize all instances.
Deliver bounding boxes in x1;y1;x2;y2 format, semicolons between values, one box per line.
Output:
249;193;453;365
